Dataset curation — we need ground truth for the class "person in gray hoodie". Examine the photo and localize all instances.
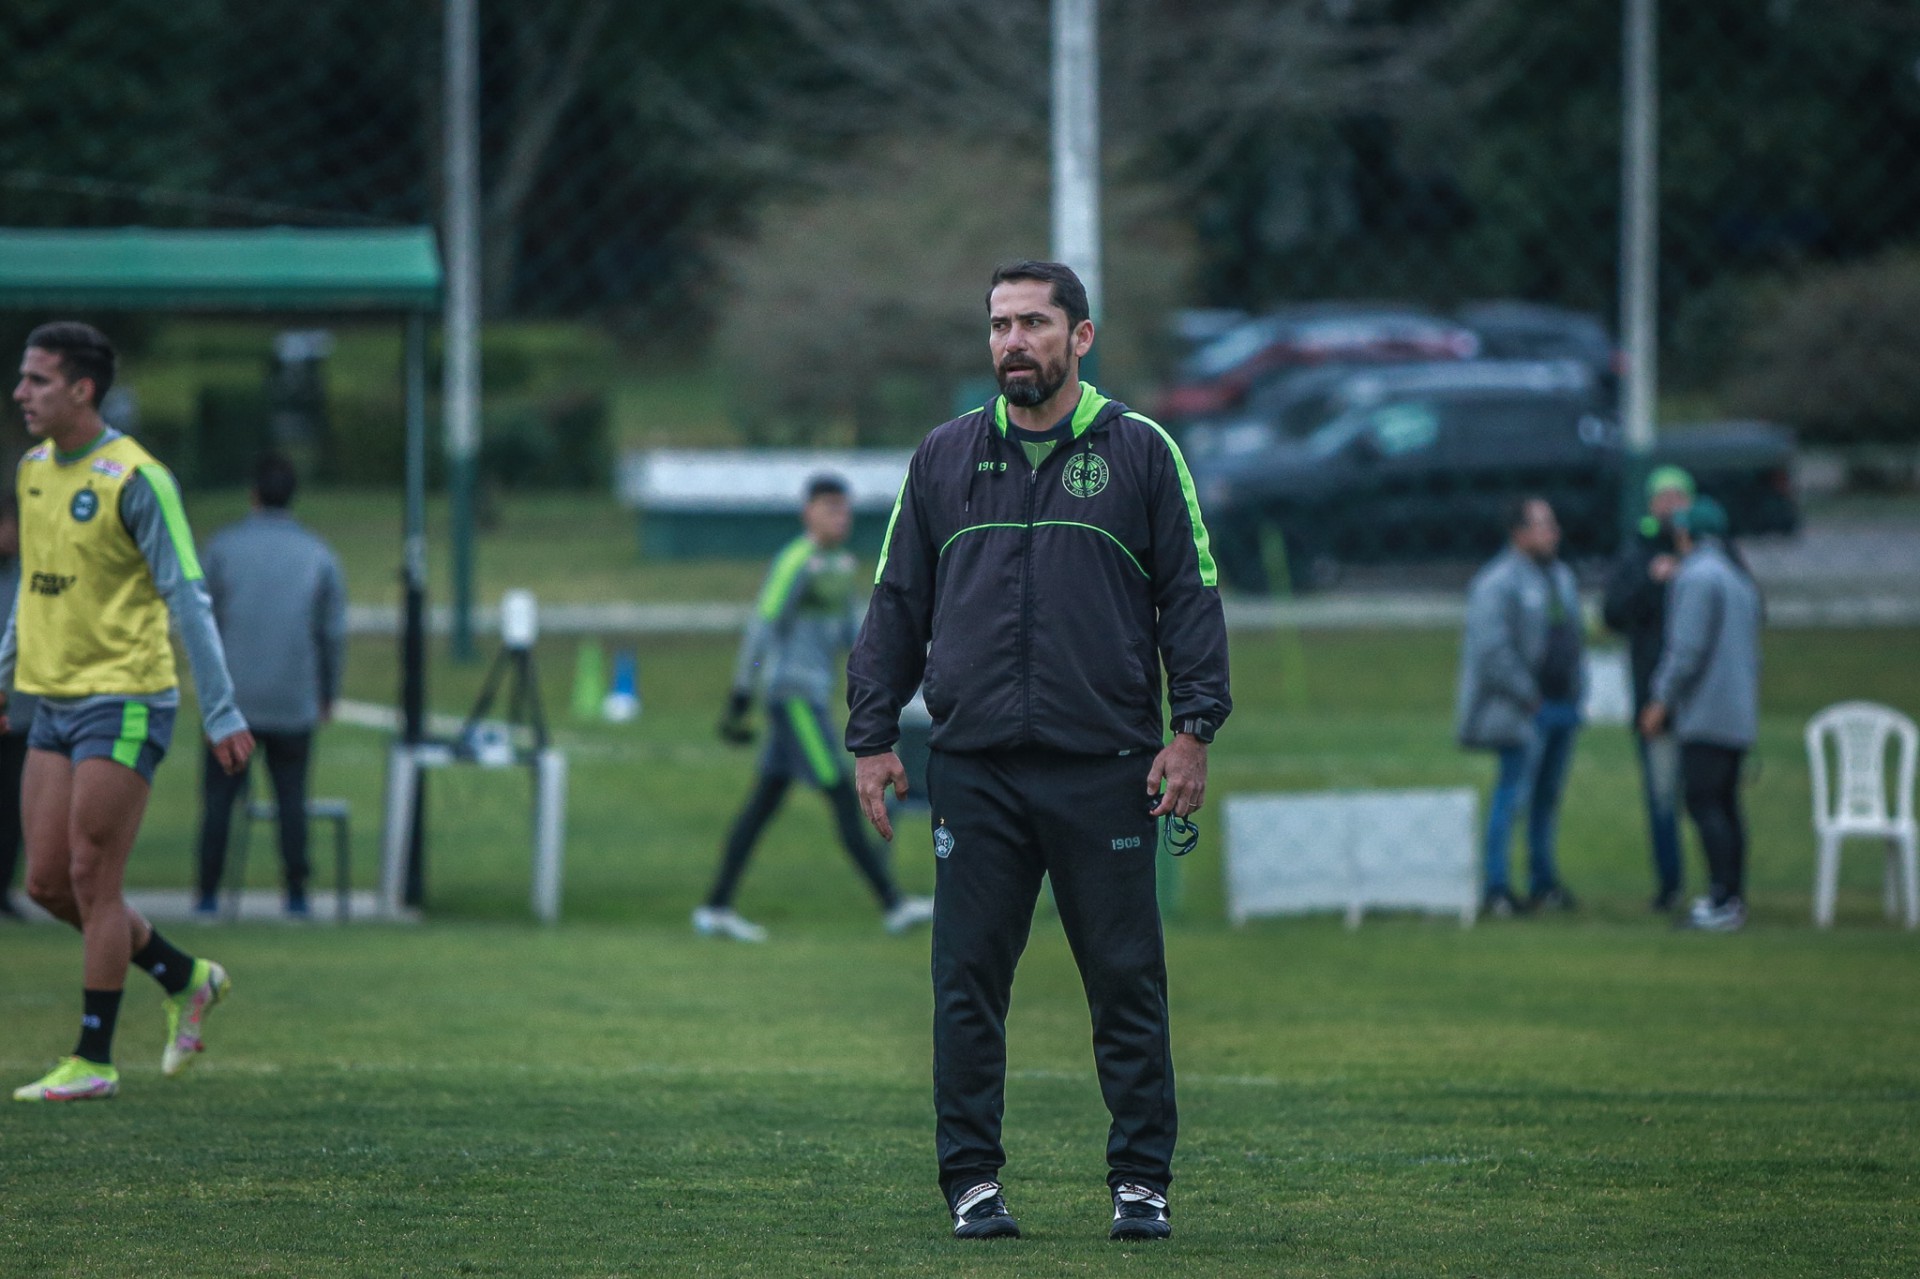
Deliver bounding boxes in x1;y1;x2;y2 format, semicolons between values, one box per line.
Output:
1456;496;1585;915
194;454;346;917
1641;496;1761;931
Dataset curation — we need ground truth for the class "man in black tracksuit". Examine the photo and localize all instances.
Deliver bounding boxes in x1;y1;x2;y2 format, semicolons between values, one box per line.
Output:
847;261;1231;1243
1602;466;1695;911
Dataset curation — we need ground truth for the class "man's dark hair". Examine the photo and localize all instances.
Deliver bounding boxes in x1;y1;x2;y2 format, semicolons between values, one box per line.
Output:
25;321;116;406
1505;494;1549;532
987;261;1091;330
255;453;299;509
805;472;850;503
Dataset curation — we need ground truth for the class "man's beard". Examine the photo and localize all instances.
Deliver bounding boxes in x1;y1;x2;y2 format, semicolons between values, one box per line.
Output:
997;353;1070;407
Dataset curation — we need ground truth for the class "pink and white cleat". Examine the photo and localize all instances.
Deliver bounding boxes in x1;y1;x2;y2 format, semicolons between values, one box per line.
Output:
162;958;230;1076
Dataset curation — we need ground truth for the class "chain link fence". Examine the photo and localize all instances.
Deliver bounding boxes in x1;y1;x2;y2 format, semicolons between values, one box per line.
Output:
3;1;1917;557
3;2;1916;926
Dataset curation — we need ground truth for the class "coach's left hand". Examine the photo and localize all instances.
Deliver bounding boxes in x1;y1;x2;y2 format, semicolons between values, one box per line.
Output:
1148;733;1208;819
211;728;256;775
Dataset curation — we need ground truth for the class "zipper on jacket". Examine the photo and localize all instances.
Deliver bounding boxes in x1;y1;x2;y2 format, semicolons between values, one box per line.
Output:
1020;464;1038;744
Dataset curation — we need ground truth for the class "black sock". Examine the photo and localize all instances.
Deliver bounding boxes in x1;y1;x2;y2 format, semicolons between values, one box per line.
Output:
131;929;196;996
75;989;122;1064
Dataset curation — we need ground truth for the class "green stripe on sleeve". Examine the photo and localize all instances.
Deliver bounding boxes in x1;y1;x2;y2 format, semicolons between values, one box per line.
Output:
756;537;815;621
112;702;149;770
1125;412;1219;588
872;471;911;586
785;698;842;787
136;463;205;582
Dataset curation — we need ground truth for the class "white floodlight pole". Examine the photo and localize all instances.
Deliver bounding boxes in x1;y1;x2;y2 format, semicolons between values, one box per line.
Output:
1620;0;1659;459
445;0;481;659
1052;0;1103;337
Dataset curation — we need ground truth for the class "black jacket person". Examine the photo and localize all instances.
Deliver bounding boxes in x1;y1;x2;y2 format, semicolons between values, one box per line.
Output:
846;386;1230;758
845;260;1229;1241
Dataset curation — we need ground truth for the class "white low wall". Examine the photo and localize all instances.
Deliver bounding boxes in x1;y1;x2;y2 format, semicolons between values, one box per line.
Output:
1225;787;1480;927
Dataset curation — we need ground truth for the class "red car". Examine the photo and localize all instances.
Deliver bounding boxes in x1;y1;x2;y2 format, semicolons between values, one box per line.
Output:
1157;304;1480;422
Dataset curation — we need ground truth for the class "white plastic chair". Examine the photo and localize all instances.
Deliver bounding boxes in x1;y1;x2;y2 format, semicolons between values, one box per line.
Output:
1806;702;1918;929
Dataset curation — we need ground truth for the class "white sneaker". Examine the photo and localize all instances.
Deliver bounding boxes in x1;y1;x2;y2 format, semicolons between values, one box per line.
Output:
691;906;767;943
883;895;935;934
1676;896;1746;932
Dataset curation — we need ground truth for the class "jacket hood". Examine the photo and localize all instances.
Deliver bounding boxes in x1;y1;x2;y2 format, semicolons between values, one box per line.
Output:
988;381;1124;441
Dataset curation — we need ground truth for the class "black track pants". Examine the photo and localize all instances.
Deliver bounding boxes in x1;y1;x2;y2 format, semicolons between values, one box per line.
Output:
197;729;313;902
1682;742;1747;904
705;774;900;911
926;747;1175;1201
0;732;26;903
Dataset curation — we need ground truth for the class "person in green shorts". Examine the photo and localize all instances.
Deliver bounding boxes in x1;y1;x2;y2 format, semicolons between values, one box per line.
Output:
695;474;932;942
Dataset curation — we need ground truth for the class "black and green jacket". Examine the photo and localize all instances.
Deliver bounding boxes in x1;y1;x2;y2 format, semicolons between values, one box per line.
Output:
846;383;1231;757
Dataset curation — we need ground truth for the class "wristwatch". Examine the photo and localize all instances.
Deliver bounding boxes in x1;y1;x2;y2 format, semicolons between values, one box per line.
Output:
1175;717;1216;744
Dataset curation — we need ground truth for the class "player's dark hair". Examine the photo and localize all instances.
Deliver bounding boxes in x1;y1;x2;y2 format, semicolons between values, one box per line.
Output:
987;260;1091;330
25;321;117;406
805;472;850;503
1505;494;1550;533
255;452;299;509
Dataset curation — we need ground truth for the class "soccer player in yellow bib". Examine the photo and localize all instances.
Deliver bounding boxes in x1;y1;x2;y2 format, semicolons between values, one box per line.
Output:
7;322;255;1102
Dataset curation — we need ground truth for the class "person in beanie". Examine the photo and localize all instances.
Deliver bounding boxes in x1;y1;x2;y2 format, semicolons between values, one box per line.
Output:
1642;496;1762;931
1603;465;1695;911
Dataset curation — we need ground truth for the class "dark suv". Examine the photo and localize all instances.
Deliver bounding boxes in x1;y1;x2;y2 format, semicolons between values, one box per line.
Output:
1187;361;1796;593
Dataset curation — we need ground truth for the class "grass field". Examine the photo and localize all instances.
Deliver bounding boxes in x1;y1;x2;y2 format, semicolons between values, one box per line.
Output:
4;619;1918;1275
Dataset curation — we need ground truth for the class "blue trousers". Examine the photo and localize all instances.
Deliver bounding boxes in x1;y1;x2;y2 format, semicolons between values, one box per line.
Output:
1483;701;1581;895
1635;731;1684;897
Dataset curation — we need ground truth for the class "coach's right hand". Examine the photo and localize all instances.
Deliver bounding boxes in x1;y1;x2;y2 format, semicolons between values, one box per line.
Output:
855;751;908;842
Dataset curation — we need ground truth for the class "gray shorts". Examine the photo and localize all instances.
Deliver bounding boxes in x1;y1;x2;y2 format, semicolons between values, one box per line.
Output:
28;697;176;784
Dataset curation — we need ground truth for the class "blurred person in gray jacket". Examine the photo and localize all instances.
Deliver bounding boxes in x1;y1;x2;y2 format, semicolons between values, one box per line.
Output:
194;455;346;917
1456;496;1585;916
0;498;34;918
1640;496;1761;932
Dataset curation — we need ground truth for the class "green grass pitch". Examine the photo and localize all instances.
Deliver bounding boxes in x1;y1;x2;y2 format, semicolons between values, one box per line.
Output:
4;624;1916;1275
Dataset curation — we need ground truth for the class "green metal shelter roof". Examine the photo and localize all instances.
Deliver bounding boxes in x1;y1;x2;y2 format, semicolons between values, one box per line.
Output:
0;227;441;312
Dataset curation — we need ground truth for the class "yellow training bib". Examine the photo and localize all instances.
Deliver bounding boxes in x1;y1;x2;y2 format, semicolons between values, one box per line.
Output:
15;434;183;698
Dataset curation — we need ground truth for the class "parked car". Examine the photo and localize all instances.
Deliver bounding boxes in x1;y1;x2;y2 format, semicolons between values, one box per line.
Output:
1181;359;1601;464
1456;300;1622;406
1157;303;1480;422
1188;361;1797;593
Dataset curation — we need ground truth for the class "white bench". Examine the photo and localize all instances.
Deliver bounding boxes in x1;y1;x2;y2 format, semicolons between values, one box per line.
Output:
229;798;353;923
